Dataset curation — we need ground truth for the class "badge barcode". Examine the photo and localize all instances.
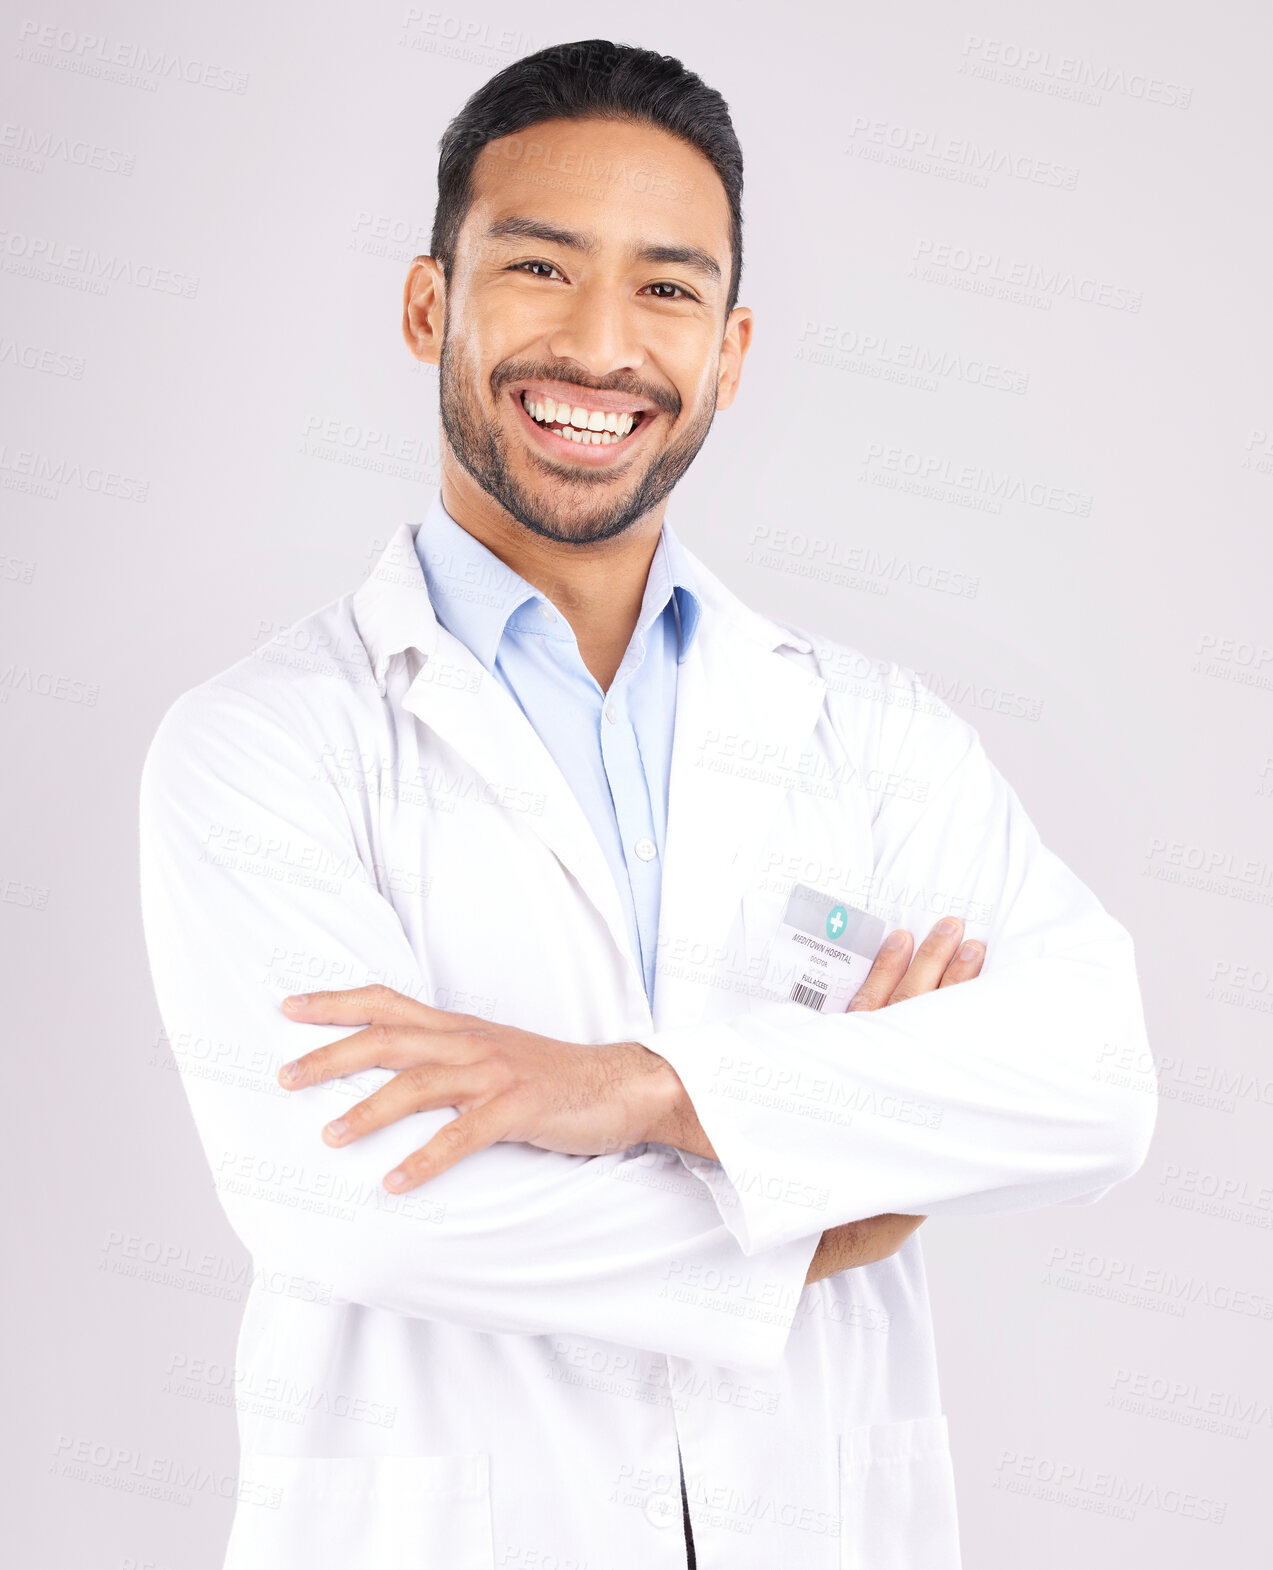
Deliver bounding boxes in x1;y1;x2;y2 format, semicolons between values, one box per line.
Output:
790;982;827;1011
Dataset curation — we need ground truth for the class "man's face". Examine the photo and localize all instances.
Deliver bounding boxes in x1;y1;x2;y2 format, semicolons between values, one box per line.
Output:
430;116;744;545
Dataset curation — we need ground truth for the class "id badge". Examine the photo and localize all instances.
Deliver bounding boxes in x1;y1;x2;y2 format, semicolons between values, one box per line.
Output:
763;883;886;1012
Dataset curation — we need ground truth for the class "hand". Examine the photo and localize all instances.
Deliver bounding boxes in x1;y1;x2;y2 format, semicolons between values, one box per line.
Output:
277;987;682;1192
805;916;986;1283
848;915;986;1012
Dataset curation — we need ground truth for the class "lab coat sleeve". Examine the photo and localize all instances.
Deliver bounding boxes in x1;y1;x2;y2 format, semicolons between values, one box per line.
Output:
635;667;1158;1256
138;679;818;1369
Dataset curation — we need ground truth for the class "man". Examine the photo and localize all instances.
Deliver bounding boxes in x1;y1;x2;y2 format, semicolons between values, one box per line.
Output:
139;39;1155;1570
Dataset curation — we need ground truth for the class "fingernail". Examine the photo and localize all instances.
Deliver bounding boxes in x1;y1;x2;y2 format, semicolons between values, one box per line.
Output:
325;1118;348;1138
936;918;960;936
884;930;908;949
957;941;981;961
384;1170;408;1191
279;1061;300;1085
283;994;309;1009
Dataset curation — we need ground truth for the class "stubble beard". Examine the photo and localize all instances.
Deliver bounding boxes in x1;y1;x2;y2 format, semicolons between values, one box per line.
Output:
437;331;718;547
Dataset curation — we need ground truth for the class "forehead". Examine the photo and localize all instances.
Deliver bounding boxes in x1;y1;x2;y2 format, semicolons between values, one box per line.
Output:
463;116;731;267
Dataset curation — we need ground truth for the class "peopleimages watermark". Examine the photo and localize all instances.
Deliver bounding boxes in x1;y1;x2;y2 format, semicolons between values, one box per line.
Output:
909;238;1143;313
746;529;981;599
860;442;1093;517
0;229;198;297
397;9;548;64
1043;1244;1273;1320
1143;836;1273;906
795;320;1029;396
1108;1367;1272;1440
957;35;1193;110
0;335;85;379
0;442;148;501
992;1450;1225;1524
845;114;1079;190
14;19;249;94
0;119;135;175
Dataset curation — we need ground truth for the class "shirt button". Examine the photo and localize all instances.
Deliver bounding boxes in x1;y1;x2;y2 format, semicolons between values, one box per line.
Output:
538;602;556;621
604;702;619;723
634;837;657;862
643;1491;679;1528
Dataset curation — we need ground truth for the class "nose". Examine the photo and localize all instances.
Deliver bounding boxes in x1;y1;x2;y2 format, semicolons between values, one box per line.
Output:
546;279;645;381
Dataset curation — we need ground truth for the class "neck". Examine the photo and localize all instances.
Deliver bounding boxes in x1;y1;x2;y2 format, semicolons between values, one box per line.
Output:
439;457;667;692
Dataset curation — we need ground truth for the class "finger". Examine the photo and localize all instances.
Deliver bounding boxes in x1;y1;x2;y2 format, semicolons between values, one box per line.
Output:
938;939;986;988
280;983;480;1031
889;918;965;1003
279;1021;481;1090
847;930;914;1012
322;1063;489;1145
383;1098;518;1191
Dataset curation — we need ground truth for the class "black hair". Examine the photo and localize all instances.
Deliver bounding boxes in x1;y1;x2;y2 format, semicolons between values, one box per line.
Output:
430;39;744;314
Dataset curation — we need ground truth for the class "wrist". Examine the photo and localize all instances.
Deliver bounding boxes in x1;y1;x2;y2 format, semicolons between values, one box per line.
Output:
617;1042;681;1143
612;1042;703;1153
619;1043;717;1159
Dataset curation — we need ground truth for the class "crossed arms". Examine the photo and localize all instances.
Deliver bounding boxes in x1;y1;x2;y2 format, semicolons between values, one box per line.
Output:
139;678;1155;1368
272;919;987;1285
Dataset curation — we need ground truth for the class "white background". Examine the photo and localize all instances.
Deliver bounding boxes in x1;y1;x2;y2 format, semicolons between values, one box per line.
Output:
2;2;1271;1565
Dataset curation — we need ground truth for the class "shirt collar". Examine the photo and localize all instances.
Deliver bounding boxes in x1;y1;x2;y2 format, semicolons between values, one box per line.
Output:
412;491;702;673
646;519;702;663
412;493;537;672
352;511;809;697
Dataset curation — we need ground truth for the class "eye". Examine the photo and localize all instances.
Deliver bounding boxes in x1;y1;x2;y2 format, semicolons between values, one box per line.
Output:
509;260;565;281
643;281;700;302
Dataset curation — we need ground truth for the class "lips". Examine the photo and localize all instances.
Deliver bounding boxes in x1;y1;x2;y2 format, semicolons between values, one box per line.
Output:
510;384;658;464
521;391;643;446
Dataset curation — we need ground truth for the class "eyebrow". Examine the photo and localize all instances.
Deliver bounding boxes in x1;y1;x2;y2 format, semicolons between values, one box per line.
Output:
483;216;723;285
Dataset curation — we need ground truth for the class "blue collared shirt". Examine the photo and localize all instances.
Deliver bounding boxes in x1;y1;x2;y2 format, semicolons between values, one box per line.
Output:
414;493;702;1007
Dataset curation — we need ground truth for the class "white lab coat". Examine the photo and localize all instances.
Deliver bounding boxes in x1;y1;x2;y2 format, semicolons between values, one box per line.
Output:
139;521;1155;1569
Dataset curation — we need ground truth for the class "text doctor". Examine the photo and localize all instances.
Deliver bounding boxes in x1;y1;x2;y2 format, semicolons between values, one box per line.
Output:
140;37;1156;1570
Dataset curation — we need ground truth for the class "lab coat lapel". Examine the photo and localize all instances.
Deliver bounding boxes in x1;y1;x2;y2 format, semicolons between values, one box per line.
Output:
656;568;828;1027
402;636;639;989
355;525;638;988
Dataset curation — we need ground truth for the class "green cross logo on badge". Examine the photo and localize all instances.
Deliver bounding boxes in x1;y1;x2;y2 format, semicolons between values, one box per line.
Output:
826;904;848;941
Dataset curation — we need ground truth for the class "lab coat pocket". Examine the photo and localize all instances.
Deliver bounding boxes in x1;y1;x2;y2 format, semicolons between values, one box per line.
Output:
838;1416;961;1570
225;1452;495;1570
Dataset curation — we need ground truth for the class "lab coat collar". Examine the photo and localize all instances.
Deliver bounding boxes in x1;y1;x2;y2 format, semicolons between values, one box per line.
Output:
352;517;825;1027
352;516;809;687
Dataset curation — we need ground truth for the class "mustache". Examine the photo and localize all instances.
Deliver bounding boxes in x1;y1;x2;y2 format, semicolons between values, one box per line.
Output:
490;359;681;420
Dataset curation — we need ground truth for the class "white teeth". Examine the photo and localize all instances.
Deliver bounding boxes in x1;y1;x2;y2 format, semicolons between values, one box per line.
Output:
522;392;644;443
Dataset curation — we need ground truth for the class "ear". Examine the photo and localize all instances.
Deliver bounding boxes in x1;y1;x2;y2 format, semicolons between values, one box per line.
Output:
714;305;753;411
402;256;447;366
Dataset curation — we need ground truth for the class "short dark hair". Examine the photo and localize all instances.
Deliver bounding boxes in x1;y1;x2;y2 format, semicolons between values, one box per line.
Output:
430;39;744;315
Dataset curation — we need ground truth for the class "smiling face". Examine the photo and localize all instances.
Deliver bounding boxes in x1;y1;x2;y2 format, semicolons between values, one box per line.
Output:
411;116;750;546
